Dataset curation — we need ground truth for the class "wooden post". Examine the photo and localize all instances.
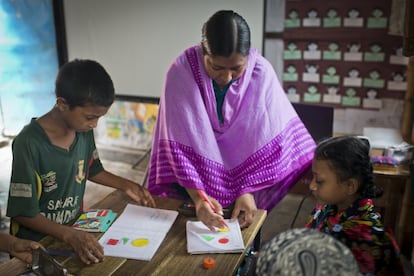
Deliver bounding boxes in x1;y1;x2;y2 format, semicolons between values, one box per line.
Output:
401;56;414;143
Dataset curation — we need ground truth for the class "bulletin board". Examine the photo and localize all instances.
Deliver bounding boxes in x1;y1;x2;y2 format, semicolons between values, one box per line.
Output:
94;96;159;150
282;0;409;110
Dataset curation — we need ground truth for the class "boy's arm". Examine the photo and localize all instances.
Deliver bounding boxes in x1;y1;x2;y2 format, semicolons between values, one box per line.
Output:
13;215;104;265
88;170;155;207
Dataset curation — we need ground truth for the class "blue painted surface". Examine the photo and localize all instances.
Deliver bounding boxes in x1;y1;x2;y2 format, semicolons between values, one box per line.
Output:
0;0;58;135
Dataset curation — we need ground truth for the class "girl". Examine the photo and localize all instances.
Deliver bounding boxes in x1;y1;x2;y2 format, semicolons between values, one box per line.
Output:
306;136;403;275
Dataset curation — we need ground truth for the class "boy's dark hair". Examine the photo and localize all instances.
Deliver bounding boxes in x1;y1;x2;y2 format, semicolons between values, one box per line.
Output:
315;136;382;198
201;10;251;57
55;59;115;109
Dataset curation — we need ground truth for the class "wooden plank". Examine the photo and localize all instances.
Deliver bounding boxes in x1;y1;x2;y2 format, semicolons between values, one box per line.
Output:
0;258;27;275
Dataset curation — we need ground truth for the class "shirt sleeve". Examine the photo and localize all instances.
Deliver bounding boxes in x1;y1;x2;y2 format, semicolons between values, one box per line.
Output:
6;137;41;218
87;132;104;177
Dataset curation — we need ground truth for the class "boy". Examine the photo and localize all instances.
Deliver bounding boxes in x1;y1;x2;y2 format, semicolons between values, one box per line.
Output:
6;59;155;265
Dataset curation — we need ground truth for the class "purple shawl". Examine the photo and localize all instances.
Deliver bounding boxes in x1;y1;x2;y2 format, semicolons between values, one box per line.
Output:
148;45;315;211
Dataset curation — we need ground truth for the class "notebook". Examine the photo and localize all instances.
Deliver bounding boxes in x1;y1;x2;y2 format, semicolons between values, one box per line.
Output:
72;209;117;232
186;219;245;254
99;204;178;261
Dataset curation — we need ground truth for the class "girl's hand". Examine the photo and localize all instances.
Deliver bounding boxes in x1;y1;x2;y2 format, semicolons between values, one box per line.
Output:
63;228;104;265
231;193;257;228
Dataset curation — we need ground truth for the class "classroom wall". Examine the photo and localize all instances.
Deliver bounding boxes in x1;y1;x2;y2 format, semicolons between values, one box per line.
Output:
263;0;406;135
63;0;264;98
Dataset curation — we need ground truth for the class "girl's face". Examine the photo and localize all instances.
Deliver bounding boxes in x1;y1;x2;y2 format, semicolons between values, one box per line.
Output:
203;52;247;89
309;159;357;210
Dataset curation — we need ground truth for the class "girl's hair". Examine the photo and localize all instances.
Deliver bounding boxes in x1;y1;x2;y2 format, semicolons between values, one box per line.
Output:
315;136;382;198
55;59;115;109
201;10;250;57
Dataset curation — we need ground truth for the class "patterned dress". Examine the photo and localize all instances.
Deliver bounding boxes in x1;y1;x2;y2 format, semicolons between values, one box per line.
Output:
305;199;403;275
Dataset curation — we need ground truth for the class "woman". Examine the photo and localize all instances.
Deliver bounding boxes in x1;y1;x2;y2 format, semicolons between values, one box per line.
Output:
148;10;315;229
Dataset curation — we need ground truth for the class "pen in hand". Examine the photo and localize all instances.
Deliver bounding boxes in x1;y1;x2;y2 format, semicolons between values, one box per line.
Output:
197;190;228;228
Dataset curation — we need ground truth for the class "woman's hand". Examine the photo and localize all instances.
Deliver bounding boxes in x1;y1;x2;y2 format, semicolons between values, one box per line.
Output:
63;228;104;265
231;193;257;228
124;182;156;207
195;196;225;231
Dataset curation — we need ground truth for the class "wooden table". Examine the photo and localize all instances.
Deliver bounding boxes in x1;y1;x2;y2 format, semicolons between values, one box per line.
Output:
0;190;267;275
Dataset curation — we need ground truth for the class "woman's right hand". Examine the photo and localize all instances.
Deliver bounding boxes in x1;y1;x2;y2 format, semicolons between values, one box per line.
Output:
63;228;104;265
195;196;225;231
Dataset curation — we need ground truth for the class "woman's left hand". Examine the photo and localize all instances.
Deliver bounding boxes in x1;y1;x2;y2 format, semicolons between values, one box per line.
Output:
231;193;257;228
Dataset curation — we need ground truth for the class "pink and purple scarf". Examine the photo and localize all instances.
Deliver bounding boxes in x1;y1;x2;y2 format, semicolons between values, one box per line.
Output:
148;45;315;211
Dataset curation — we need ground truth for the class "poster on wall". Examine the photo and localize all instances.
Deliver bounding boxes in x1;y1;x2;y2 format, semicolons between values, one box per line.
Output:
282;0;408;110
94;100;158;150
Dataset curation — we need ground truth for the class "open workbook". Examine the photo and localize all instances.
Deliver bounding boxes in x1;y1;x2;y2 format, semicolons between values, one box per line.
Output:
99;204;178;261
186;219;245;254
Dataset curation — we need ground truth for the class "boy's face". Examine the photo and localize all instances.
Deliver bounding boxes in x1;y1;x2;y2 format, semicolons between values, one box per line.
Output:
64;104;110;132
309;159;353;210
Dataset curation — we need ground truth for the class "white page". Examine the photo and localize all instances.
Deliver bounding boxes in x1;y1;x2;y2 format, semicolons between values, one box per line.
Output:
186;219;245;254
99;204;178;261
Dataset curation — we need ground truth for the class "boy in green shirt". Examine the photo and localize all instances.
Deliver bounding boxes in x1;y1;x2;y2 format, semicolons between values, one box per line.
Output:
6;59;155;265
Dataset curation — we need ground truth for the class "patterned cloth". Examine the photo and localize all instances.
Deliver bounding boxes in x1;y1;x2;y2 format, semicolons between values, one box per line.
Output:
256;228;360;276
147;45;315;211
305;199;403;275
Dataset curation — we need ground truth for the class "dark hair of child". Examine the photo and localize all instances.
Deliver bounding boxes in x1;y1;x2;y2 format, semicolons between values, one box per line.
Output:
314;136;383;199
55;59;115;109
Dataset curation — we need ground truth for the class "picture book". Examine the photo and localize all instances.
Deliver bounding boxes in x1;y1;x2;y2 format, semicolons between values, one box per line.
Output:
72;209;117;232
186;219;245;254
99;204;179;261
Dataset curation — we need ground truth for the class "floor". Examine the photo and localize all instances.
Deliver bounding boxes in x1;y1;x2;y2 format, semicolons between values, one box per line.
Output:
1;139;414;275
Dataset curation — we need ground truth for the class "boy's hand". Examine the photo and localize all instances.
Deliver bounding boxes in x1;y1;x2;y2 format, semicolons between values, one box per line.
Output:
88;170;156;207
125;182;156;207
64;228;104;265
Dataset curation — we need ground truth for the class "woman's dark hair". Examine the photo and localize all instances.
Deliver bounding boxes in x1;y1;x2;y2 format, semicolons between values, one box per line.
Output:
315;136;382;198
201;10;250;57
55;59;115;109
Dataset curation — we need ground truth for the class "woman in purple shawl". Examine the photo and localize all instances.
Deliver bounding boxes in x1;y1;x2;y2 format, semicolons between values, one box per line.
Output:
148;10;315;229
